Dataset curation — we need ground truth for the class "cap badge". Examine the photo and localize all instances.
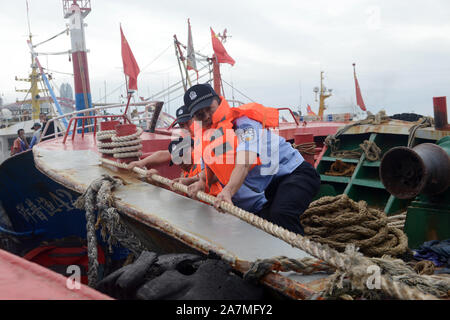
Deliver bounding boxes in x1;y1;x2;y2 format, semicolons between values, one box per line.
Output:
189;91;197;100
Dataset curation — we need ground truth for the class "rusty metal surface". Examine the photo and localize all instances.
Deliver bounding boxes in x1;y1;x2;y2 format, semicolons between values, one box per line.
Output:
380;144;450;199
342;120;450;141
33;145;330;299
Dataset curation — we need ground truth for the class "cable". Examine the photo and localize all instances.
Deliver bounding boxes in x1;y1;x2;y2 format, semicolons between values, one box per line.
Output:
33;28;69;48
35;50;71;56
43;67;73;76
94;44;173;104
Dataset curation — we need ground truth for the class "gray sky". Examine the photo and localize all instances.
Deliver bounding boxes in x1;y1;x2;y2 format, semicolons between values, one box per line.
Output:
1;0;450;118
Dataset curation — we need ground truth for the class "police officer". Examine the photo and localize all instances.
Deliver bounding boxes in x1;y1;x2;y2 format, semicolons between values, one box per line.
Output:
127;105;194;177
185;83;320;234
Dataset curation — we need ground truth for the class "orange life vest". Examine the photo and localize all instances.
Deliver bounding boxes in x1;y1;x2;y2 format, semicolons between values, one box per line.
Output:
182;162;202;178
201;97;279;186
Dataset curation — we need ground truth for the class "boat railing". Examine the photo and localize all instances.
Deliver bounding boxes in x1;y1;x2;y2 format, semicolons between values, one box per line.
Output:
278;107;300;125
40;101;163;143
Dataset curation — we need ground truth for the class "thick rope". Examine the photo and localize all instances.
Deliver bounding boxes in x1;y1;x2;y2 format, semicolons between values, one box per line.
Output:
97;139;142;148
98;144;143;154
244;256;335;283
325;160;356;177
325;111;389;160
99;158;438;300
407;117;434;148
300;195;408;257
74;175;147;287
292;142;317;155
96;128;143;159
329;140;382;162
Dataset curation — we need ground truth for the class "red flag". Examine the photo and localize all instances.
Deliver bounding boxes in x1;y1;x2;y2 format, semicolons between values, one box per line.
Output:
211;27;235;66
307;104;317;116
120;25;140;91
353;64;366;111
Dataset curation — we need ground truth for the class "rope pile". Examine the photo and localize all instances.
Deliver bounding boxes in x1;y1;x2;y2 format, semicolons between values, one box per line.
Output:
325;111;389;161
74;175;147;286
99;158;440;300
325;160;356;177
300;194;408;257
387;212;407;230
329;140;382;162
97;127;143;159
292;142;317;155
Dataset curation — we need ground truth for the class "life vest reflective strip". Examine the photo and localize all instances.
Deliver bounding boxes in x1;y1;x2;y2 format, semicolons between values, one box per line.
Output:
202;98;278;186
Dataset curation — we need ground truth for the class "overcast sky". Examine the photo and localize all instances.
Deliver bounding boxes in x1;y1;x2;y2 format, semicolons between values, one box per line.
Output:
1;0;450;118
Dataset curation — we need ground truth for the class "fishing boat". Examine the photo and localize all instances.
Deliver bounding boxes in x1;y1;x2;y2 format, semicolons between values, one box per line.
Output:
1;1;449;300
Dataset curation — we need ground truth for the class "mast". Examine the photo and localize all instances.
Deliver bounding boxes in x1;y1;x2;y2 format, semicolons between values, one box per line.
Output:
173;35;187;92
15;41;47;121
212;55;222;96
317;71;332;120
16;1;45;120
174;34;192;91
63;0;92;114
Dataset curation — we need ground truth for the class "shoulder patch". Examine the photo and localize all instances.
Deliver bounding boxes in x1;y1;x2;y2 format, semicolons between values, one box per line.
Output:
238;127;256;143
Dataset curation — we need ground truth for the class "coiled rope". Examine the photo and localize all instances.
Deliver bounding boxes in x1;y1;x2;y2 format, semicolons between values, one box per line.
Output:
300;195;408;257
97;128;143;158
99;158;439;300
292;142;317;155
325;111;388;161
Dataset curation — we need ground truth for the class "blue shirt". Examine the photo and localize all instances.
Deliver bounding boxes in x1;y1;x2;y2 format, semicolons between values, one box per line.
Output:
231;116;304;212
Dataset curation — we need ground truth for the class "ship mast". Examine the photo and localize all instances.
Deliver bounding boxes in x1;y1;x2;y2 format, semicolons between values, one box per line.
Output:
63;0;92;113
15;2;46;121
315;71;332;120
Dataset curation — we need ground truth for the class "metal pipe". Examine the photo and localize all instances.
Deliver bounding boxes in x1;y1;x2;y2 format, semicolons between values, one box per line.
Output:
433;96;450;130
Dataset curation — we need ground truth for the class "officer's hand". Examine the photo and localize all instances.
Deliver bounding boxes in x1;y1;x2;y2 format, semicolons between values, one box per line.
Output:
145;168;159;180
214;189;233;212
187;180;205;199
127;160;144;170
173;177;193;186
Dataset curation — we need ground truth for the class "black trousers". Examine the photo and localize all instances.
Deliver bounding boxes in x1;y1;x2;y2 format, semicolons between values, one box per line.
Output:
256;161;321;235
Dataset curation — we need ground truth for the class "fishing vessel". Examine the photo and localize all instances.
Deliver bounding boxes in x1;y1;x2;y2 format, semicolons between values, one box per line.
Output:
0;1;449;300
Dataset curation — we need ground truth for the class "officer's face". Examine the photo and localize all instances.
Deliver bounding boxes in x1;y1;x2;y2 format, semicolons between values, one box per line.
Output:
179;119;192;131
193;99;219;129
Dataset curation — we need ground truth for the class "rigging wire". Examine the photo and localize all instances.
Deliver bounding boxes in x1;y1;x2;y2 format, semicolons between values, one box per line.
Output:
33;28;69;48
35;50;71;56
94;44;173;104
221;78;255;103
42;67;73;76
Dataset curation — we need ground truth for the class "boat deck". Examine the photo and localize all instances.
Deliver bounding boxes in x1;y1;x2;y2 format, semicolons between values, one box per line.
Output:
34;131;329;298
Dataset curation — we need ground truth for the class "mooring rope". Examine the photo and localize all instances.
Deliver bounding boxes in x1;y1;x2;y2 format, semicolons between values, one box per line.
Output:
300;195;409;257
244;256;335;283
74;175;147;287
292;142;317;155
325;111;389;161
99;158;440;300
407;117;434;148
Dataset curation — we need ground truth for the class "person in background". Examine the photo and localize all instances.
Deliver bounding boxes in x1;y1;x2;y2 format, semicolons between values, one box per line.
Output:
29;122;42;149
39;113;56;141
11;129;29;156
